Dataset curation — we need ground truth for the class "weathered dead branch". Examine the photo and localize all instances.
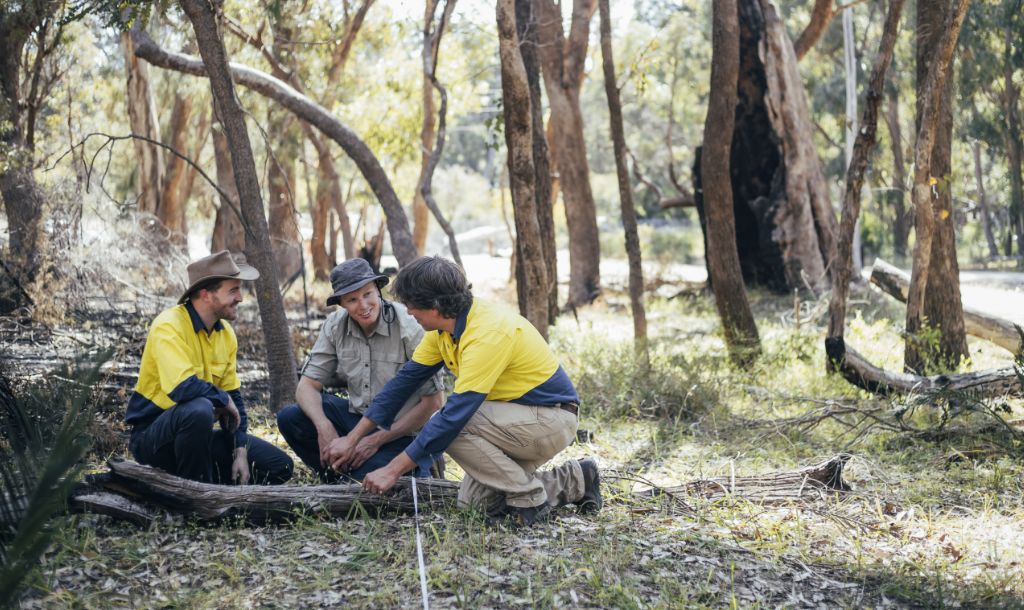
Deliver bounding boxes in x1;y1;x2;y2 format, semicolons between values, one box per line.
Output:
826;338;1023;398
72;455;854;524
871;259;1023;356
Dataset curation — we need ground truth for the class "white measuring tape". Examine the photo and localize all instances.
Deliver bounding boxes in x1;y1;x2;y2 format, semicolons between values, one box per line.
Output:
411;477;430;610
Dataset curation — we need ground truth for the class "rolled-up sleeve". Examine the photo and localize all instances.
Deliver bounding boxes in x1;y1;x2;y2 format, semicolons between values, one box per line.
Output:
301;316;343;386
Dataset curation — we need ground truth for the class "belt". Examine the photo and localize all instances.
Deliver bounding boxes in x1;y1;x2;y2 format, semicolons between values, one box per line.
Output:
555;402;579;416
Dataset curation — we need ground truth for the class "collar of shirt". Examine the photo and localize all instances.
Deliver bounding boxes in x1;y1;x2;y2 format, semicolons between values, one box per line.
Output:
345;312;391;339
185;301;224;334
450;299;473;343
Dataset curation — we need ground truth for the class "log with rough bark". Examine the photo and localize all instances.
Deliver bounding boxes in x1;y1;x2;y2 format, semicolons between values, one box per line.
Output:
826;337;1023;398
870;259;1023;356
72;456;854;524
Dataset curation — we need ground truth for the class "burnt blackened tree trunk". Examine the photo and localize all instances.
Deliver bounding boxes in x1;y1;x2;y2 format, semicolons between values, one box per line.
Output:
694;0;837;295
702;0;761;365
179;0;297;411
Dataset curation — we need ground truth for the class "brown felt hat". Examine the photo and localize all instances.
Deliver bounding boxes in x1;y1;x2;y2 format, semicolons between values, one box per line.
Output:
178;250;260;304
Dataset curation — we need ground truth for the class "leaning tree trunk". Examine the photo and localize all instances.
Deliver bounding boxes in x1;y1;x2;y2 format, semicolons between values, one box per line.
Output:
598;0;648;362
702;0;761;366
535;0;601;308
826;0;906;366
905;0;970;374
515;0;558;324
0;12;44;303
179;0;296;411
131;29;418;266
497;0;550;336
121;27;165;224
903;0;970;375
695;0;837;295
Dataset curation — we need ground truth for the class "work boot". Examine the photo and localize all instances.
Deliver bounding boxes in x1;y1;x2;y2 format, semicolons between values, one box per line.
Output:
505;503;552;528
486;503;552;528
577;457;603;514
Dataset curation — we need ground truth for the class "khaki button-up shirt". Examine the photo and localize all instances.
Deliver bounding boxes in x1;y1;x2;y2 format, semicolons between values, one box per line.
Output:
301;301;443;425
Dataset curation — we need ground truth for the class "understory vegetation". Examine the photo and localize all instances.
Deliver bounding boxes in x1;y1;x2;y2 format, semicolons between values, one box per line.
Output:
8;263;1024;609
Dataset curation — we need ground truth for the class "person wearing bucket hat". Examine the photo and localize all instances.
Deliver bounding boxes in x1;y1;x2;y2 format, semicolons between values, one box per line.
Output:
125;250;293;485
276;257;445;482
349;256;601;527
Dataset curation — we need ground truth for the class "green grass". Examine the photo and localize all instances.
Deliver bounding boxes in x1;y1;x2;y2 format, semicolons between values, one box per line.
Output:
16;284;1024;608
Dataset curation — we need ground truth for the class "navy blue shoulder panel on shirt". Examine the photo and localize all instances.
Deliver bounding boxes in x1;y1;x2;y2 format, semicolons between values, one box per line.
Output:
511;366;579;407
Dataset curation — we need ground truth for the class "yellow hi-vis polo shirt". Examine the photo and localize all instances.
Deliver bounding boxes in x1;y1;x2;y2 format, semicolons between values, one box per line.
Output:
364;299;578;468
125;302;248;447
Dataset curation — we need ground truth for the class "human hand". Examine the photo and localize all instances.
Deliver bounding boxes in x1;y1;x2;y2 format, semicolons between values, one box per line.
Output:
327;435;358;472
362;465;401;495
215;399;240;434
349;433;384;470
316;424;340;468
231;447;250;485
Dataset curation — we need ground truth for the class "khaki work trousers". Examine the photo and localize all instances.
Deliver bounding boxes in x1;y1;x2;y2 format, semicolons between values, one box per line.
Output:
446;401;584;511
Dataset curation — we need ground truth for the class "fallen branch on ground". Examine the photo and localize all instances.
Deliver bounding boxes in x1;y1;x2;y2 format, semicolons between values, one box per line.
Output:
71;455;853;525
870;259;1023;356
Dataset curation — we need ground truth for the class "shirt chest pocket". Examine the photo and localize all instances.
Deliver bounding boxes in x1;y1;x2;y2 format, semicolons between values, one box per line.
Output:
337;347;362;385
210;361;229;385
370;352;407;394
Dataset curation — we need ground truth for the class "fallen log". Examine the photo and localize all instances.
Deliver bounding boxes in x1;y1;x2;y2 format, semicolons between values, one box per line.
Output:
71;456;854;524
825;336;1024;397
635;454;852;514
870;259;1024;356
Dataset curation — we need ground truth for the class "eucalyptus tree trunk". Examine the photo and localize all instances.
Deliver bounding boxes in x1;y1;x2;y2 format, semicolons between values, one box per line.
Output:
695;0;837;295
412;0;436;254
703;0;760;366
121;27;164;221
1004;22;1024;262
131;27;418;266
903;0;970;374
971;138;1000;260
0;8;45;299
497;0;550;336
598;0;647;363
179;0;296;411
884;82;910;258
535;0;601;307
842;8;862;275
211;123;246;254
515;0;558;324
905;0;969;374
827;0;906;366
159;91;193;247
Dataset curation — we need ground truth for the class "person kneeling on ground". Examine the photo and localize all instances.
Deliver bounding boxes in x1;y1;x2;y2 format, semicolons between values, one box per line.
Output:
277;258;445;481
344;256;602;527
124;250;293;485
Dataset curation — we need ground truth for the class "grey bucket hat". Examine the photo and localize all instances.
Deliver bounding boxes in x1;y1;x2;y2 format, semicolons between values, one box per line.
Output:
179;250;260;304
325;258;389;306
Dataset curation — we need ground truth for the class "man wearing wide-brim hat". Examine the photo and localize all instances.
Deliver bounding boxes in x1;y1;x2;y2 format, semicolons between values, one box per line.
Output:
276;257;445;481
125;250;293;485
